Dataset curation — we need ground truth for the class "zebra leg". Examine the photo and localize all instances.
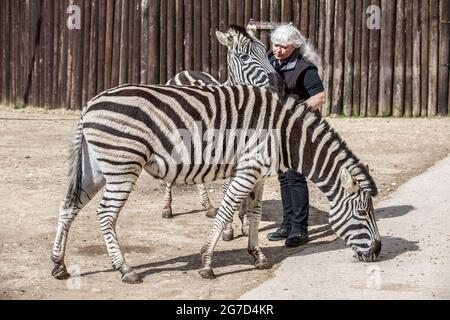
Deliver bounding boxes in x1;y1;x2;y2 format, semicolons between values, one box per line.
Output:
221;178;234;241
51;167;105;280
162;182;173;219
246;181;270;269
97;181;142;284
199;174;257;279
197;184;216;218
239;197;250;237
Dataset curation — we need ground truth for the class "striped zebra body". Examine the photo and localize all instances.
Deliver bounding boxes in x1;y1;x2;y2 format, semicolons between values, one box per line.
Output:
51;84;381;283
161;24;280;222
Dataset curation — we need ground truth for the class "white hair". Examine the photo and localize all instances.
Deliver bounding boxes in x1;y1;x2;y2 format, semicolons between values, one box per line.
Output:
270;24;321;71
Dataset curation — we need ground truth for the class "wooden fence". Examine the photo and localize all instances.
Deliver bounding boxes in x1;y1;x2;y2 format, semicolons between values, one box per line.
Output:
0;0;449;117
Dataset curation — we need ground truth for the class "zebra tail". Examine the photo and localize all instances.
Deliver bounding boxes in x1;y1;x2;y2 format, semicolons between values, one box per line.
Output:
64;119;84;209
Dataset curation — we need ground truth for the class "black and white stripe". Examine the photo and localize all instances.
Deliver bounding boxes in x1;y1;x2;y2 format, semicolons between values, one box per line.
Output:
51;84;380;283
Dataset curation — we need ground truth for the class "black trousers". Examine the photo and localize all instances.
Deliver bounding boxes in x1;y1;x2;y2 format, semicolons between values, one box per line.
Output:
278;169;309;232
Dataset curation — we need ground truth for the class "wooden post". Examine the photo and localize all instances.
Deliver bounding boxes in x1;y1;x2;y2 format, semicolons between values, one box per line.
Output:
201;0;210;74
420;0;429;117
119;0;129;85
428;0;439;116
309;0;318;47
193;0;201;71
96;0;106;92
58;0;68;108
331;0;345;115
132;0;140;84
167;0;176;80
404;0;413;117
260;0;270;47
360;0;370;117
322;0;335;117
412;0;422;117
245;0;254;26
160;0;167;84
283;0;293;23
111;0;122;87
51;0;60;107
176;0;185;74
343;0;355;116
81;0;91;107
149;0;160;84
393;0;405;117
104;0;114;88
211;0;219;78
219;0;228;82
352;0;362;116
317;0;327;59
367;0;381;117
72;0;84;110
228;0;236;26
11;0;21;106
300;0;309;37
184;0;193;71
237;0;245;27
438;0;450;116
1;0;11;105
88;0;99;100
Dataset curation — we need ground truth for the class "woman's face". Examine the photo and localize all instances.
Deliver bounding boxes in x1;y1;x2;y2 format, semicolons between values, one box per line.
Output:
272;43;296;61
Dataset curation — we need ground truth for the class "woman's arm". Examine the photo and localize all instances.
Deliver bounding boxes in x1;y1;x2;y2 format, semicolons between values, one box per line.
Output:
305;91;326;110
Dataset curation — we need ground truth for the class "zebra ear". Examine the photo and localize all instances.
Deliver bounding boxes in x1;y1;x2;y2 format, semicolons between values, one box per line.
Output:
216;31;232;47
341;168;360;194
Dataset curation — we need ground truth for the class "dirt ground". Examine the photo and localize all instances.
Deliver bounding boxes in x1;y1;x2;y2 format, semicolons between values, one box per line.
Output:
1;105;449;300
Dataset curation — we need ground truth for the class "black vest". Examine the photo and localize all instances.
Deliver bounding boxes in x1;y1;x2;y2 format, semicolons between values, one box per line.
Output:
268;49;317;101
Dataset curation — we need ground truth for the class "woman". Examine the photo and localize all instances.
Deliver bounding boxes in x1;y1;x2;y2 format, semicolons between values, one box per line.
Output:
266;24;326;247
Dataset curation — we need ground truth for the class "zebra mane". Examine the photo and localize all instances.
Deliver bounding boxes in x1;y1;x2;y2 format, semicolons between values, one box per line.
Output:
292;100;379;197
226;24;258;41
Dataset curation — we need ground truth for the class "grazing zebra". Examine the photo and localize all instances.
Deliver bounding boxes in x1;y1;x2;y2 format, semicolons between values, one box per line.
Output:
51;84;381;284
165;25;279;239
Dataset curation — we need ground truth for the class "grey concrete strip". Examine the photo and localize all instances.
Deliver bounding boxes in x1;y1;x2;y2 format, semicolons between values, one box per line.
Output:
241;155;450;300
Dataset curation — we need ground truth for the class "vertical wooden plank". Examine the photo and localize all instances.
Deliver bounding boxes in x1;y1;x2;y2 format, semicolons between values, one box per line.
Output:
160;0;167;84
379;0;395;116
260;0;270;47
89;0;99;100
0;1;3;104
184;0;193;71
66;0;74;109
293;0;301;28
10;0;20;105
270;0;281;24
309;0;318;47
219;0;228;82
404;0;413;117
317;0;327;59
104;0;114;88
282;0;293;23
300;0;309;37
149;0;160;83
393;0;405;117
51;0;60;107
167;0;176;80
343;0;355;116
201;0;210;74
81;0;91;107
252;0;261;23
97;0;106;92
72;0;85;109
127;0;135;82
119;0;129;85
322;0;334;117
351;0;362;116
412;0;422;117
420;0;429;116
111;0;122;87
193;0;201;71
438;0;450;116
245;0;253;25
176;0;185;74
331;0;345;115
211;0;219;79
229;0;237;26
428;0;439;116
45;0;55;107
1;0;11;105
367;0;381;117
237;0;245;27
360;0;370;117
140;0;149;83
58;0;68;107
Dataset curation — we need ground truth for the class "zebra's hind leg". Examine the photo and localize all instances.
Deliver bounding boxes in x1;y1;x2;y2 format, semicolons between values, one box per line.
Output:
239;198;249;237
197;184;216;218
221;178;234;241
246;181;270;270
97;181;142;284
162;182;173;218
51;169;105;280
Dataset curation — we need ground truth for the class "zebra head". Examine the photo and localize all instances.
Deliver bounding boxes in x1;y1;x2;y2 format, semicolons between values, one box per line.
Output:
329;165;381;262
216;25;282;92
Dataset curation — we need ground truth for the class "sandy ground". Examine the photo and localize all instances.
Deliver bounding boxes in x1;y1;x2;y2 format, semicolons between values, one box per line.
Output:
0;105;449;299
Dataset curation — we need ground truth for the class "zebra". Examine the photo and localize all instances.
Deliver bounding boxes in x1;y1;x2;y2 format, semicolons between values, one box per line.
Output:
165;25;280;239
51;83;381;284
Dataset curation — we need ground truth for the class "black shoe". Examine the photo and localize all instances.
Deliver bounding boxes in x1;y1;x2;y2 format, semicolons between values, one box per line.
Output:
267;226;291;241
285;230;309;247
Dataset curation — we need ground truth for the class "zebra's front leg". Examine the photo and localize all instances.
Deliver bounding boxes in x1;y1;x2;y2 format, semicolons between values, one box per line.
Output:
221;178;235;241
239;198;249;237
199;174;256;279
246;180;270;269
162;182;173;218
98;181;141;284
197;184;216;218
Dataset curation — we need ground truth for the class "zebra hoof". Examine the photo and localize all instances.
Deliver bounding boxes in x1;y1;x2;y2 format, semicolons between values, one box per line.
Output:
199;268;216;279
255;260;271;270
162;208;173;219
121;270;142;284
222;229;234;241
52;265;71;280
205;207;217;218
